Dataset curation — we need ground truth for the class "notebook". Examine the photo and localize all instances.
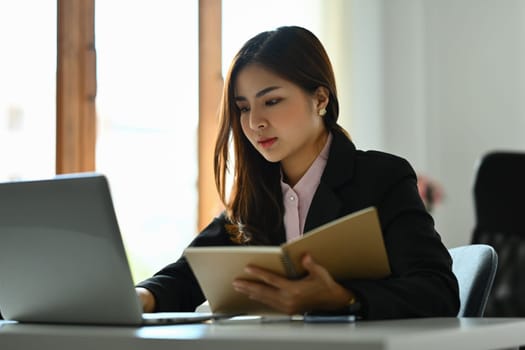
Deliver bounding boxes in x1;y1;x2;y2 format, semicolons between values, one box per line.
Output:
0;173;221;326
185;207;391;315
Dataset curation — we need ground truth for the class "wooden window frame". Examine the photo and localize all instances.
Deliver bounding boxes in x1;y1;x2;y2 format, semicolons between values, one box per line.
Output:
198;0;223;230
56;0;223;232
56;0;96;174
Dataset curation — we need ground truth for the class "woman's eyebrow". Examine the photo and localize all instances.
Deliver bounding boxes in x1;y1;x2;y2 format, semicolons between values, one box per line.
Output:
235;86;282;101
255;86;281;98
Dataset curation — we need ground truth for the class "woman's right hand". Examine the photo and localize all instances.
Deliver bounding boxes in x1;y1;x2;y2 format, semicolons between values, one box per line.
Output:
136;287;156;312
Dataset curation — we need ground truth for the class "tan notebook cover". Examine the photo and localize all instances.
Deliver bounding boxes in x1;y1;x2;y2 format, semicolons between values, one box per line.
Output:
184;206;391;314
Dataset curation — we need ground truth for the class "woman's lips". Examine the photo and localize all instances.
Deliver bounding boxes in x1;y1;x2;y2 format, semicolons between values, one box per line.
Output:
258;137;277;149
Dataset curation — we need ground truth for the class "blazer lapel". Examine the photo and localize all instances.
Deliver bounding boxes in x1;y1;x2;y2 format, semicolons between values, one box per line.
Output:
303;131;356;233
304;181;342;232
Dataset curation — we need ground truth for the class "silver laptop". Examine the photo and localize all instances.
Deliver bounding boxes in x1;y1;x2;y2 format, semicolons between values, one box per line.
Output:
0;173;217;326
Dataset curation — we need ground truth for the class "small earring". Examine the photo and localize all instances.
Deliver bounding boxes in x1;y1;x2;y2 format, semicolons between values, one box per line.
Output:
319;108;327;117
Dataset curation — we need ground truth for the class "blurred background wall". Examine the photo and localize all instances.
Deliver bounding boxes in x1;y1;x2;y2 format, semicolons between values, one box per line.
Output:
335;0;525;248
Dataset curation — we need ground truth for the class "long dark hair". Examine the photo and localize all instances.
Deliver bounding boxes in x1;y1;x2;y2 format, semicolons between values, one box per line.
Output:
214;26;346;244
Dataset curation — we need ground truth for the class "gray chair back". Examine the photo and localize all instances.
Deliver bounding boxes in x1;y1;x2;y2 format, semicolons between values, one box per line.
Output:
449;244;498;317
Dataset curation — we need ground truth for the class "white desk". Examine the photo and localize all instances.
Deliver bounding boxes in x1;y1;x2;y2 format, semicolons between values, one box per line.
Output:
1;317;524;350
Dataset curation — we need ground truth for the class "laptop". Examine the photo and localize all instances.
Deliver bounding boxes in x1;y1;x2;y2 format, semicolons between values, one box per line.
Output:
0;172;219;326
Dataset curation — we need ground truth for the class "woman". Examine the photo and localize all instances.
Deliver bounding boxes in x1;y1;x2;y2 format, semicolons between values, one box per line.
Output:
136;26;459;319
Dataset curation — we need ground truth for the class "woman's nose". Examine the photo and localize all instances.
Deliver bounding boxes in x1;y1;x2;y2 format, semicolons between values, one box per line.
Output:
249;109;267;130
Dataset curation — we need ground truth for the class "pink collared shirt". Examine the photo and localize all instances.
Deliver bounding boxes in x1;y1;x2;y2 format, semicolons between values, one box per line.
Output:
281;133;333;242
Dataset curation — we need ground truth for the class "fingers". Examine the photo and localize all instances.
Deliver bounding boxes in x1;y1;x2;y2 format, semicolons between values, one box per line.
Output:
233;266;302;314
232;258;345;315
232;279;302;315
136;287;155;312
232;279;274;298
232;279;286;310
232;266;287;303
242;265;289;288
302;254;332;281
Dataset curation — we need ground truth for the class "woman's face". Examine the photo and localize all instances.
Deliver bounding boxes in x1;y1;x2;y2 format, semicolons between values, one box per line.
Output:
234;64;328;178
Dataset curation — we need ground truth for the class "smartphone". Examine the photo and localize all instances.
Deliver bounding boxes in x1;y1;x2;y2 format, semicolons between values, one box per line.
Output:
303;313;356;323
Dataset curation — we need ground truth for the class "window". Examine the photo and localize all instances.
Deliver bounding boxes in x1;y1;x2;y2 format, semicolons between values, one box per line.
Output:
95;1;199;283
222;0;322;75
0;1;56;181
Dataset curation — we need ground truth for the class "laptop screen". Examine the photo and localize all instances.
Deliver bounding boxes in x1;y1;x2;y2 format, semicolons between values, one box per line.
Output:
0;173;144;325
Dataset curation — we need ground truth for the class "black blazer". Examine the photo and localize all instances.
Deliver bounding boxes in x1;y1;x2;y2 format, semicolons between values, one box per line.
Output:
137;131;460;319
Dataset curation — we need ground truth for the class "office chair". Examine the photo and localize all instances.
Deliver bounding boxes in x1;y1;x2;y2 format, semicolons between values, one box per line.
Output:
449;244;498;317
471;151;525;316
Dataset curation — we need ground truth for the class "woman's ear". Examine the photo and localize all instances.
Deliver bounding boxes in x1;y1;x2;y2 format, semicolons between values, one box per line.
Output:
314;86;330;111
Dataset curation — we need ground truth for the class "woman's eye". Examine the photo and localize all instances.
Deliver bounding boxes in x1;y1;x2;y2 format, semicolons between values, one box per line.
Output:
237;106;250;113
266;98;280;106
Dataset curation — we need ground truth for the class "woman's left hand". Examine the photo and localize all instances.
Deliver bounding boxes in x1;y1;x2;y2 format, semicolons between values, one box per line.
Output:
232;254;354;315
